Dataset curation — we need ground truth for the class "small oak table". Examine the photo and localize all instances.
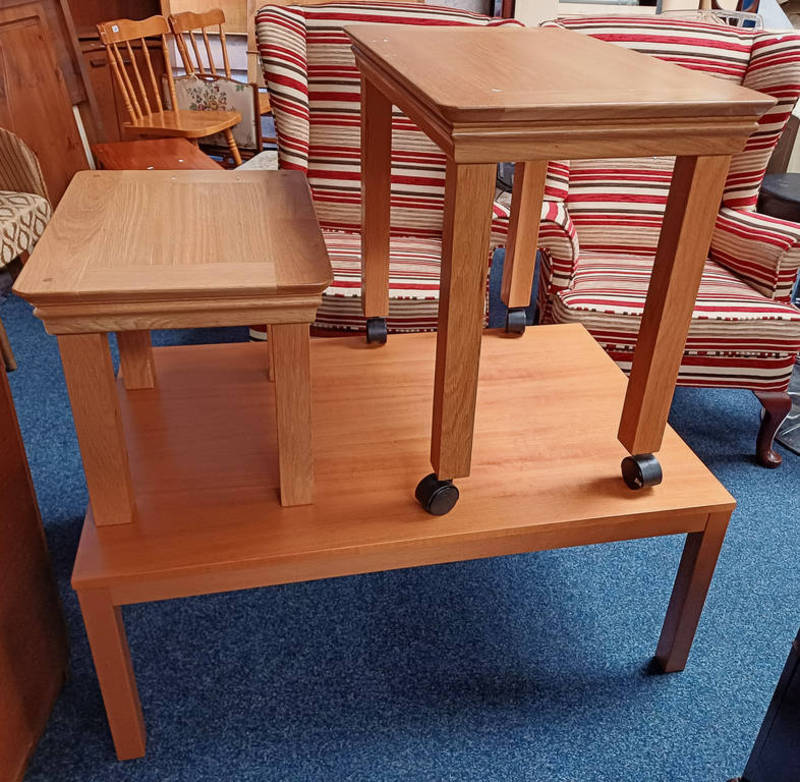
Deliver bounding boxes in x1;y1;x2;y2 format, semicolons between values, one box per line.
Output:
348;24;774;510
66;326;733;760
14;169;332;515
92;138;223;171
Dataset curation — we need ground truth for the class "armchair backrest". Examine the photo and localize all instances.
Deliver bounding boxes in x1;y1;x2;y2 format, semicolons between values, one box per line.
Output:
543;16;800;257
255;2;515;237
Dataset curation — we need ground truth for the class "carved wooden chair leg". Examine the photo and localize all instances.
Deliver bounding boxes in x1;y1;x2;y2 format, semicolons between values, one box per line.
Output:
223;129;242;166
0;315;16;372
754;389;792;468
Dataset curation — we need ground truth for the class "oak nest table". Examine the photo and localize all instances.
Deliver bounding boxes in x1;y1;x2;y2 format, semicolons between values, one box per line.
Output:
13;168;332;513
348;24;774;512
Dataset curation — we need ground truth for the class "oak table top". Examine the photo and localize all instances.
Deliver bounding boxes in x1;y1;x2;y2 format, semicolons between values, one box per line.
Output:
13;169;332;333
348;25;774;161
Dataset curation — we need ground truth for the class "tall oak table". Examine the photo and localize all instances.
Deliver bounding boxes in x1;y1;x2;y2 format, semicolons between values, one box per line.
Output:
348;25;774;511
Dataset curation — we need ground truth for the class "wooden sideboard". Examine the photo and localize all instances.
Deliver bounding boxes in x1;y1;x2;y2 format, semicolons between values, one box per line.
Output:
0;367;68;782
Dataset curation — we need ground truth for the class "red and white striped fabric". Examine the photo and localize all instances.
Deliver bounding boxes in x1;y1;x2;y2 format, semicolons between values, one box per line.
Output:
537;16;800;391
255;2;519;333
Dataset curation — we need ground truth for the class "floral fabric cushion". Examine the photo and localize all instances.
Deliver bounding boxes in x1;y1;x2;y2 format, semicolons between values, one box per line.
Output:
171;75;259;150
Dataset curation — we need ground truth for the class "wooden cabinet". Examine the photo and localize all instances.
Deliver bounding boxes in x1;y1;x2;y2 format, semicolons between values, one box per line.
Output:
0;368;68;782
0;0;99;202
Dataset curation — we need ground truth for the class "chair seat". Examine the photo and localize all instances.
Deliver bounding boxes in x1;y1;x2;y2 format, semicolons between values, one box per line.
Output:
550;252;800;388
124;109;241;139
0;190;51;267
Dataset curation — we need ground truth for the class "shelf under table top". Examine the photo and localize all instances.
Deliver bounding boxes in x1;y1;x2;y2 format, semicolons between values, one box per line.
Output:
72;325;734;604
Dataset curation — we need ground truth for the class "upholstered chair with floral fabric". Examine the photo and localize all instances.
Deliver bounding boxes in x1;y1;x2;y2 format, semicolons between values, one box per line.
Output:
254;2;517;340
531;16;800;468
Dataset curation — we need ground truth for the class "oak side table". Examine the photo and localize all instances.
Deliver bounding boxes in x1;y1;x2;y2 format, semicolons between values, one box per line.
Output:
348;25;774;512
14;169;332;514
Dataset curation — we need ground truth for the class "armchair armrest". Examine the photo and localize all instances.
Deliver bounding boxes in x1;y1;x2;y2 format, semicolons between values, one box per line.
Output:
0;128;49;202
710;207;800;303
539;199;580;292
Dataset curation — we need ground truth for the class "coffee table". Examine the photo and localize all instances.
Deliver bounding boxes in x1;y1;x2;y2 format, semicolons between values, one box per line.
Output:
348;24;774;510
62;326;734;760
14;169;332;515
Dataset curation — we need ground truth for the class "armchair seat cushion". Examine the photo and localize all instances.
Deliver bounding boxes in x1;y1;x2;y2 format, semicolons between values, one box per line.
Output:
0;190;51;267
317;221;502;332
549;251;800;389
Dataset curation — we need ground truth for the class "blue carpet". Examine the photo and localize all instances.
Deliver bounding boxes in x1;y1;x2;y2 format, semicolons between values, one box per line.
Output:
3;254;798;782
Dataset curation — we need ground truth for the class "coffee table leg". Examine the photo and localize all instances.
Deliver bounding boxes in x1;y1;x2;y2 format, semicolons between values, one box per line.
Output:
654;511;731;673
417;160;495;514
360;76;392;344
78;589;146;760
59;333;136;526
617;155;731;488
271;322;313;506
117;331;155;390
500;161;547;335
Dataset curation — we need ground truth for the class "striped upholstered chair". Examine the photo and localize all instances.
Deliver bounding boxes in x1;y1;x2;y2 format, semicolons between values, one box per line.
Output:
533;16;800;468
254;2;516;340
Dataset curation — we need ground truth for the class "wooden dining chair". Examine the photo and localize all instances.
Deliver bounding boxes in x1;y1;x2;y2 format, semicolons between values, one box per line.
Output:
169;8;275;152
97;15;243;165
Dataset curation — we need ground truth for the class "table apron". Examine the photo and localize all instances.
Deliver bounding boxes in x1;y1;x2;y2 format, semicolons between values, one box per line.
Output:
92;509;716;605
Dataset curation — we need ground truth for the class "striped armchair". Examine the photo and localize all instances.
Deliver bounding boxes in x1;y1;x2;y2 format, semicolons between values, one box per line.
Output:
254;2;516;338
534;16;800;468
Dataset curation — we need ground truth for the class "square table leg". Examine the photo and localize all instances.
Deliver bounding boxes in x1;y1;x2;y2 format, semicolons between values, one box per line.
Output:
655;510;731;672
78;588;146;760
431;160;497;480
270;322;314;506
501;161;547;320
618;155;731;462
117;331;156;390
58;333;136;526
360;76;392;325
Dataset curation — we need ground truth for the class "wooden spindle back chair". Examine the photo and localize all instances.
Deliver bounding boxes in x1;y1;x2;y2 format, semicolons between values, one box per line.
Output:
169;8;274;146
97;15;243;164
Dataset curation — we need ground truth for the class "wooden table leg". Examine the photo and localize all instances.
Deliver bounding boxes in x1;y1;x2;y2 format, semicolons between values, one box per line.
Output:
117;331;155;390
0;314;17;372
618;155;731;469
59;333;136;526
271;322;313;506
500;161;547;333
78;589;146;760
360;76;392;336
654;510;730;673
431;160;497;481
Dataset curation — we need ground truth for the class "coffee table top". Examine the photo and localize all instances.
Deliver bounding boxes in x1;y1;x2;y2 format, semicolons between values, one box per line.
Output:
15;170;332;310
347;25;774;124
92;139;223;171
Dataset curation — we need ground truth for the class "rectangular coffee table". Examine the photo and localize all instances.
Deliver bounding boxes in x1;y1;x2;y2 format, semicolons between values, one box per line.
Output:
66;326;734;760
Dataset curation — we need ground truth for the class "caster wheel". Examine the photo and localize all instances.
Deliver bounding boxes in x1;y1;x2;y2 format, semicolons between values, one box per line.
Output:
365;317;387;345
621;453;663;490
505;308;526;335
415;473;459;515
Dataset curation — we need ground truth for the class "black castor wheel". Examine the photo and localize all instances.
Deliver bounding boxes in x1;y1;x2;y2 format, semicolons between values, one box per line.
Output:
365;317;387;344
415;473;459;515
621;453;663;490
505;307;526;335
